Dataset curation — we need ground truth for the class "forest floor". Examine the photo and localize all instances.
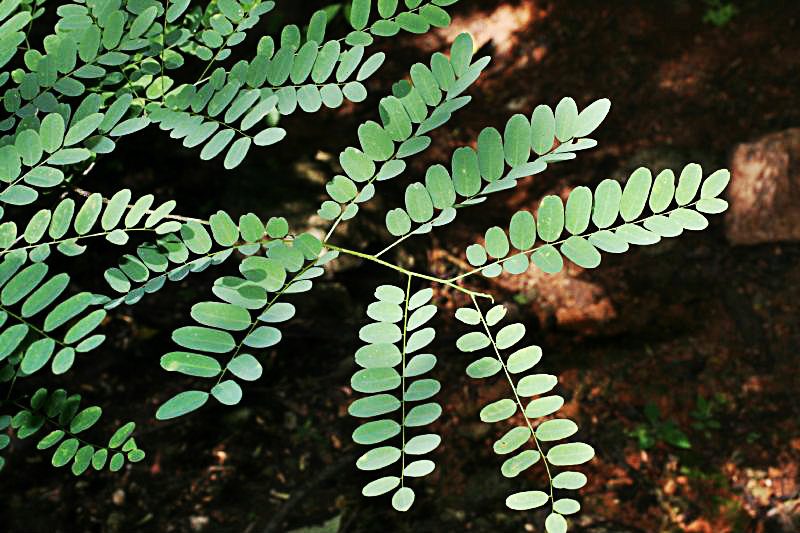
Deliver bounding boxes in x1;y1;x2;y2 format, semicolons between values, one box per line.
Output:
2;1;800;532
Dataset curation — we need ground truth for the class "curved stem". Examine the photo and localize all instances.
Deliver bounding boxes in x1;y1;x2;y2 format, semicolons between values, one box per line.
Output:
323;243;492;301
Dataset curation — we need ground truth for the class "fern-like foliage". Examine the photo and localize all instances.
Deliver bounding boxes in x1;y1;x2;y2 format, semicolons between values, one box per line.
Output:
456;301;592;531
460;164;731;278
0;1;734;529
349;282;441;512
4;386;141;475
0;251;105;376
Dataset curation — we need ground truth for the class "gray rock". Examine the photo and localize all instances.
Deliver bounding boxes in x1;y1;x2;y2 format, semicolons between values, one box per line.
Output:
726;128;800;245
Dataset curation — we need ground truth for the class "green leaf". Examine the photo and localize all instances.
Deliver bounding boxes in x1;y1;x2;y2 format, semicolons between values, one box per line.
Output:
552;471;588;490
37;429;65;450
404;433;441;455
480;398;517;423
20;338;55;374
224;137;251;169
109;422;135;448
561;236;601;268
509;210;536;250
74;193;103;235
477;127;504;182
357;445;401;471
349;394;400;418
156;390;209;420
227;354;262;381
340;147;375;182
696;197;728;214
69;406;102;433
363;476;400;497
2;262;47;305
243;325;281;348
545;513;568;533
392;486;415;512
356;343;401;368
367;300;403;323
531;104;555;155
700;168;730;199
64;113;103;146
352;419;400;445
211;379;242;405
592;179;622;228
517;374;558;397
466;357;503;379
536;419;578;441
16;130;42;166
404;378;439;401
352;368;401;393
52;438;80;467
172;326;235;354
191;302;250;331
507;345;542;374
493;426;531;455
209;210;239;246
404;459;435;477
449;33;473;77
382;208;410;238
92;449;108;470
546;442;595;466
109;452;125;471
555;97;578;142
620;167;653;221
40;113;65;153
643;215;683;237
405;183;434;222
358;120;394;161
452;146;480;197
675;163;702;205
506;490;548;511
456;331;490;352
484;227;509;258
524;395;564;418
670;208;708;230
350;0;371;30
503;114;531;167
161;351;221;377
574;98;611;137
553;498;580;515
496;323;525;350
501;449;540;477
537;195;564;242
72;444;94;475
404;402;441;426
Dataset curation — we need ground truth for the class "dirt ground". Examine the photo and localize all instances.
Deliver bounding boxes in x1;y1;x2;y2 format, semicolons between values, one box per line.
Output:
2;1;799;532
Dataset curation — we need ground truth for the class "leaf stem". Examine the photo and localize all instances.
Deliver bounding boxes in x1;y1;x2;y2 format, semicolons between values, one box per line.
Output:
399;275;411;488
323;243;492;301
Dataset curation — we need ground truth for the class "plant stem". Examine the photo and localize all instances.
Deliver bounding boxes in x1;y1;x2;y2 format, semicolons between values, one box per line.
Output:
399;275;411;488
323;243;492;301
471;296;555;509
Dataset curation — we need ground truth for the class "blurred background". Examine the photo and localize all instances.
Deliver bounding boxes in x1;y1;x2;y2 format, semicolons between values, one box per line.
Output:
2;1;799;532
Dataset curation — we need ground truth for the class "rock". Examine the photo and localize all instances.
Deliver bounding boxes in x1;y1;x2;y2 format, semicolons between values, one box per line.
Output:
726;128;800;245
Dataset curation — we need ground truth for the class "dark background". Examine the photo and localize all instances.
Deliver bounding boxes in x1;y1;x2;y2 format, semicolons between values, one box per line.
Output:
2;1;799;532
